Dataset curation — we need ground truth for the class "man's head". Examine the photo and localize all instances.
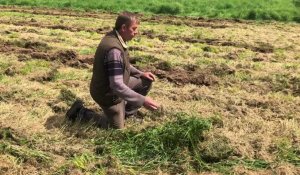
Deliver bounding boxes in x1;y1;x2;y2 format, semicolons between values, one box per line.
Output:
115;12;139;42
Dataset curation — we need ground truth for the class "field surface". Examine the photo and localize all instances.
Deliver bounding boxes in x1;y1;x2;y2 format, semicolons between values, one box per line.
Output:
0;0;299;22
0;5;300;175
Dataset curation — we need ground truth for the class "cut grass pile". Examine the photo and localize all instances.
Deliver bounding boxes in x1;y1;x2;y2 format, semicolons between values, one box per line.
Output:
96;113;212;171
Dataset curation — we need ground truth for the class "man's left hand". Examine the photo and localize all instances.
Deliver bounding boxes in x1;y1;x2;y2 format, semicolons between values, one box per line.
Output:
142;72;155;81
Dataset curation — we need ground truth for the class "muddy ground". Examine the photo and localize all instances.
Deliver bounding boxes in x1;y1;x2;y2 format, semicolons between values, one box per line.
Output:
0;5;300;175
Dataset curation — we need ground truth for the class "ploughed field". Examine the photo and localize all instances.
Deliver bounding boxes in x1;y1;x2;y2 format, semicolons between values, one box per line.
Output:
0;6;300;174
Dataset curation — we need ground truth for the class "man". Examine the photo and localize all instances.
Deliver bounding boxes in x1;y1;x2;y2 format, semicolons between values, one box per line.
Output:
66;12;159;129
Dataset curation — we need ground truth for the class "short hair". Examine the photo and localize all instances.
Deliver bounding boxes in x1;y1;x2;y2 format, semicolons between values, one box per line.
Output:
115;12;138;30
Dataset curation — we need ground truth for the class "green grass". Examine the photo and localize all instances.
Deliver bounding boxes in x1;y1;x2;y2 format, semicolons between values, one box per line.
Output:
91;113;276;173
95;113;213;172
0;0;299;22
58;88;78;106
71;153;96;170
0;142;51;164
20;59;51;75
276;138;300;166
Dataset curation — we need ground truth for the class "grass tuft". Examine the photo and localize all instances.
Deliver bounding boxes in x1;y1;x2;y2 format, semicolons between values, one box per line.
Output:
275;139;300;166
59;88;78;105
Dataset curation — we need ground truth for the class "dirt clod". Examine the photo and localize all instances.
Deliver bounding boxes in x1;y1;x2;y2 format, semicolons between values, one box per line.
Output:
30;18;37;22
31;68;58;82
155;68;218;86
226;52;239;60
24;41;49;50
55;50;78;61
252;57;265;62
4;67;16;76
208;63;235;76
17;54;31;61
30;52;50;60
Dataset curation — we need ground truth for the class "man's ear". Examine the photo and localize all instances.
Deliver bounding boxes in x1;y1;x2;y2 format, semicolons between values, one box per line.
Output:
121;24;127;32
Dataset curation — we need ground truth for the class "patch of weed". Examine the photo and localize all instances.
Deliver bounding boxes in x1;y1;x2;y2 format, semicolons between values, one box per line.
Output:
251;62;264;71
273;48;286;61
150;3;183;15
71;153;95;170
0;128;51;165
156;60;173;71
270;73;300;96
20;60;51;75
0;61;11;72
196;58;214;67
0;142;51;164
199;135;233;163
234;71;252;82
203;46;218;53
79;48;95;55
208;159;270;173
284;63;298;70
58;88;78;106
0;127;28;146
275;138;300;166
54;69;90;81
131;54;160;69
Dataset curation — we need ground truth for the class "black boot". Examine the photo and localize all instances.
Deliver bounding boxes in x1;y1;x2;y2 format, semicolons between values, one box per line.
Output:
66;100;84;121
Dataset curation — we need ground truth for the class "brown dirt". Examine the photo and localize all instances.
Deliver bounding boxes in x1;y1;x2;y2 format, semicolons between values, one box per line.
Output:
24;41;50;50
0;5;115;19
225;52;240;60
0;18;113;36
0;6;262;53
54;50;90;68
128;46;147;52
0;6;250;29
132;55;234;86
0;19;92;34
140;30;274;53
0;9;274;54
241;82;272;95
144;14;250;29
208;63;236;76
154;68;219;86
0;42;92;68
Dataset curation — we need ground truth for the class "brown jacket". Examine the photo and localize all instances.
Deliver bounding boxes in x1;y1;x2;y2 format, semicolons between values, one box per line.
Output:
90;30;130;107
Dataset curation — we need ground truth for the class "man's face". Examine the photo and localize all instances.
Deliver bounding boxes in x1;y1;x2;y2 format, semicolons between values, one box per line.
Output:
121;20;138;42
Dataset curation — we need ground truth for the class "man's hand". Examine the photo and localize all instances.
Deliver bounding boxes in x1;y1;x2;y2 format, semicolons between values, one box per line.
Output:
143;97;159;110
141;72;155;81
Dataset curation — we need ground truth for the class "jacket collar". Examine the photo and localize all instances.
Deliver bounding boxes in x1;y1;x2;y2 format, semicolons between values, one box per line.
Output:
115;30;128;49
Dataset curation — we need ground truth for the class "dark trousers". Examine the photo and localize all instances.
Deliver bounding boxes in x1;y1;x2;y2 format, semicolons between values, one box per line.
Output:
78;76;152;129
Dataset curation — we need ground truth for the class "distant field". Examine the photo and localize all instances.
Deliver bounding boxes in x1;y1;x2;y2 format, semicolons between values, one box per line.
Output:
0;0;299;22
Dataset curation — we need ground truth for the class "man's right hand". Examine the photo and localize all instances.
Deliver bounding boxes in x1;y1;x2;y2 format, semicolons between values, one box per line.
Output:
143;97;159;110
